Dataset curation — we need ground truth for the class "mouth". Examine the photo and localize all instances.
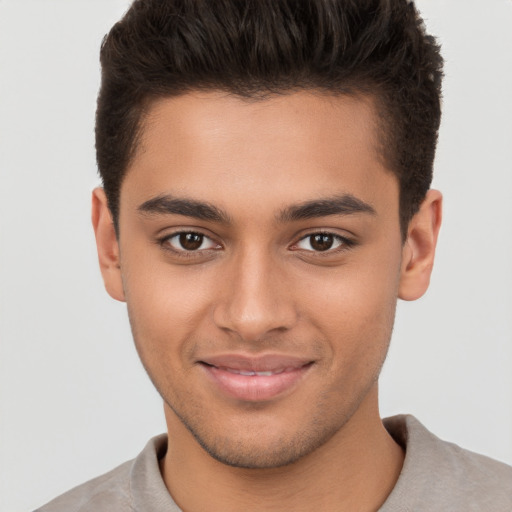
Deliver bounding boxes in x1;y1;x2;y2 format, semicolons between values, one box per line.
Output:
209;366;300;377
198;354;314;402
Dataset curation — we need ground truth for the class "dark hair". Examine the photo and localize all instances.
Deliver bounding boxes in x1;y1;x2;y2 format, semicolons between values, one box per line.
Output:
96;0;443;237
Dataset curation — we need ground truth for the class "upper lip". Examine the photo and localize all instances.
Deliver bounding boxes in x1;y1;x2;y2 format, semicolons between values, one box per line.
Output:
198;354;314;373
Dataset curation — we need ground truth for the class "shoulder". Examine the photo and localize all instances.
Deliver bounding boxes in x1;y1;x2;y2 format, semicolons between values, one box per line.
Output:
34;459;134;512
382;415;512;511
34;434;169;512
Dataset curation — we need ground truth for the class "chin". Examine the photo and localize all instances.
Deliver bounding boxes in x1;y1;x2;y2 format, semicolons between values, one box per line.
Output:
199;439;307;469
178;408;344;470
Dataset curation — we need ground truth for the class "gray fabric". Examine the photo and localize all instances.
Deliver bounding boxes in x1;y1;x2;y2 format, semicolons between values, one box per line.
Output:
34;435;179;512
35;415;512;511
380;415;512;511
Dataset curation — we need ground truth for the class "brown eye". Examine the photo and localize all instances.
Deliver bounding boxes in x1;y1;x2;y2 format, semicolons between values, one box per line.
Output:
310;234;334;251
295;233;345;252
165;232;218;252
179;233;203;250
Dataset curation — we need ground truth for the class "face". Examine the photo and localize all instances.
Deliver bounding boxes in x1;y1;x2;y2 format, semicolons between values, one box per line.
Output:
94;91;437;469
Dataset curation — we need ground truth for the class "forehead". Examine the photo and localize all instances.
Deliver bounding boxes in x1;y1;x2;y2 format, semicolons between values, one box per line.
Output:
122;90;397;216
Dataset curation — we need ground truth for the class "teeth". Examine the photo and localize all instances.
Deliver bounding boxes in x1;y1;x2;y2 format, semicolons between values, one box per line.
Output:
220;367;286;376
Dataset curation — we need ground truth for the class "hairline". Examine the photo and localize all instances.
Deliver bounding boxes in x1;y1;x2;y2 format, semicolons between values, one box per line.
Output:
111;85;406;235
133;87;391;163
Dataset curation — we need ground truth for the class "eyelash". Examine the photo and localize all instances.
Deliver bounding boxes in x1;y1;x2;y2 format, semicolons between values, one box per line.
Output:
292;232;356;255
157;230;356;258
158;231;221;259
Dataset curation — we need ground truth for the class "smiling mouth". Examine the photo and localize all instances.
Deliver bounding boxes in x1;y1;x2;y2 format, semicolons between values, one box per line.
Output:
198;357;314;401
203;364;308;377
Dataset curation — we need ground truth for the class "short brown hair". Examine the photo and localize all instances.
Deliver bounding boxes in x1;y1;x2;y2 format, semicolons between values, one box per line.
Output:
96;0;443;237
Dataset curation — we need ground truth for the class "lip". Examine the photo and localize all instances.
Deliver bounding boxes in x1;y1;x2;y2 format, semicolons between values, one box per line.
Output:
198;354;314;402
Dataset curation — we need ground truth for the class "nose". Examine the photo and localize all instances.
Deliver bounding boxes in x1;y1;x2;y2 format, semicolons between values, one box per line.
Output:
212;248;298;342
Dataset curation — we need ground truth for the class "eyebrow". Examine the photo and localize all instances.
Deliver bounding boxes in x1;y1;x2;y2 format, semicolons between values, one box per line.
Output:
137;193;376;224
277;194;376;222
138;195;231;223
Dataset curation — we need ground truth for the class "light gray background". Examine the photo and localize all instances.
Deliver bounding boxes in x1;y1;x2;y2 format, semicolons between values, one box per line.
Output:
1;1;511;511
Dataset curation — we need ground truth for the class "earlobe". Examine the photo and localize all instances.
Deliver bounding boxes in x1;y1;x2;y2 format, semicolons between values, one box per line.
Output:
398;189;443;301
91;188;126;302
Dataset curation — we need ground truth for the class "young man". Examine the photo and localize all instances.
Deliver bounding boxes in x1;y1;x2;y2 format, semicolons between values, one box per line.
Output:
37;0;512;510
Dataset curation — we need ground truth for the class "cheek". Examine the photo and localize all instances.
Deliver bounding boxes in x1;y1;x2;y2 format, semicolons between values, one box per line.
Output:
121;250;217;359
296;249;401;367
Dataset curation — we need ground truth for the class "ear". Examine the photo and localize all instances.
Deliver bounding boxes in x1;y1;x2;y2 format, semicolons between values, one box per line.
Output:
398;189;443;301
91;188;125;302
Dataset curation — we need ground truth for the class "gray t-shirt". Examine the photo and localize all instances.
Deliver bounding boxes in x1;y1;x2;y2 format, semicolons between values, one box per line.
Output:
35;415;512;511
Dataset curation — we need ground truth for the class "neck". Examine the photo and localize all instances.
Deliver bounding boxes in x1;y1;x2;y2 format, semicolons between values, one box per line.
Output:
160;387;403;512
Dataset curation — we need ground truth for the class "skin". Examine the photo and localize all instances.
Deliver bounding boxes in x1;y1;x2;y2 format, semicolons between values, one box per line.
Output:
93;91;442;511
